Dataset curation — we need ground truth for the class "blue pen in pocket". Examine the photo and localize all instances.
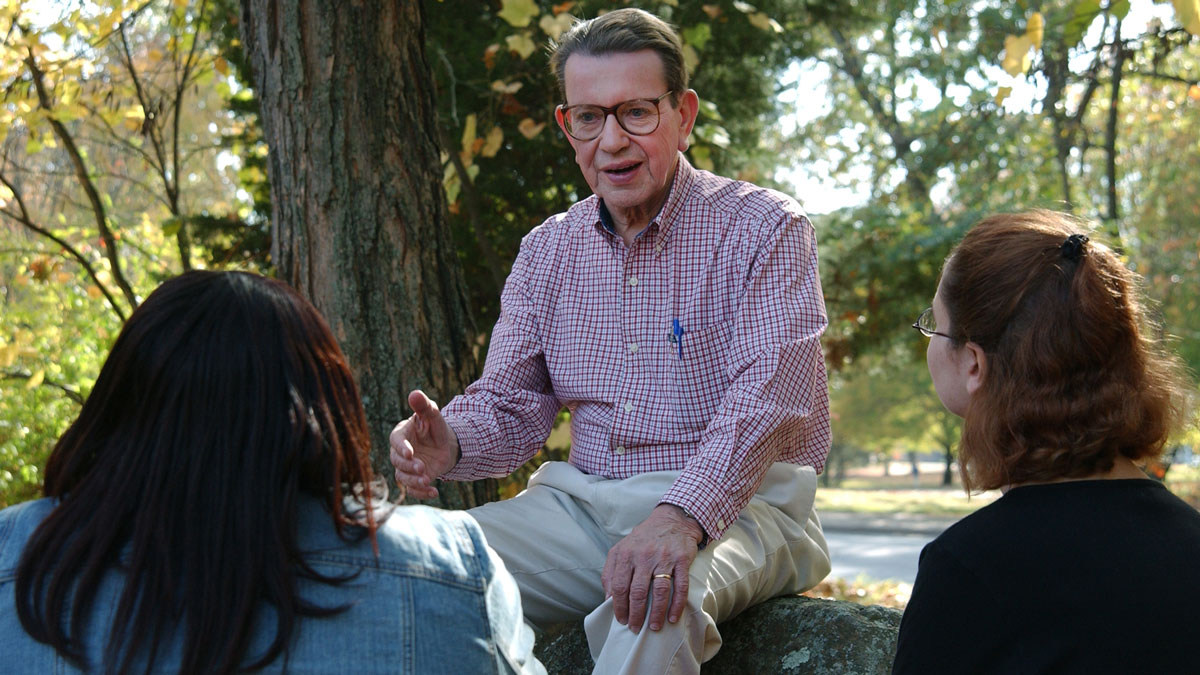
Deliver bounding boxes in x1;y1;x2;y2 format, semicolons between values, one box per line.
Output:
671;319;684;360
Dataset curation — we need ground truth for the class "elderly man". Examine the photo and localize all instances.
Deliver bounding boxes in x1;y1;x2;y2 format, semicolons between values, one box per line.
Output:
391;8;831;673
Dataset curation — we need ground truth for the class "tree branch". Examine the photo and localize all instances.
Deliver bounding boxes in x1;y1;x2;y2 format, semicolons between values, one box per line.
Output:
117;19;190;269
1124;69;1199;87
2;369;84;405
24;48;139;311
1103;17;1126;243
0;170;128;322
829;27;930;205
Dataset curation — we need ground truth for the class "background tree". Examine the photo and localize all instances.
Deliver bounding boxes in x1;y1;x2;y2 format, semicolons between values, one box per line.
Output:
238;0;490;508
0;0;257;506
791;0;1198;478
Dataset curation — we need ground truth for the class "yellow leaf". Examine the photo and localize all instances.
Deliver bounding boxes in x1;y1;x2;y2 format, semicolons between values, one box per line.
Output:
87;285;103;299
660;0;678;6
0;343;17;367
702;5;722;19
682;44;700;74
491;80;524;94
1174;0;1200;35
214;56;230;76
1026;12;1044;49
1001;34;1034;77
518;118;546;139
173;0;189;7
995;86;1012;105
481;126;504;157
461;114;477;156
1189;84;1200;100
506;32;537;59
498;0;539;28
748;12;783;33
539;12;575;41
0;184;12;202
25;369;44;390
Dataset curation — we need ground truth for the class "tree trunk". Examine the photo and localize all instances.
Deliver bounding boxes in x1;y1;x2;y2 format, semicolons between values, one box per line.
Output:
239;0;495;508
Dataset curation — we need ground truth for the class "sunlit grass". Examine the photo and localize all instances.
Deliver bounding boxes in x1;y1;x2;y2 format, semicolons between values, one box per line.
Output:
815;487;999;516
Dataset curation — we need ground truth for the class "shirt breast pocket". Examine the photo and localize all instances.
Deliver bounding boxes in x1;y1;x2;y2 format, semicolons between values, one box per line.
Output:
671;318;734;432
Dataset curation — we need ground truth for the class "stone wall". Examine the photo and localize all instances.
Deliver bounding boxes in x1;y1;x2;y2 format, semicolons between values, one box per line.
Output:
533;595;902;674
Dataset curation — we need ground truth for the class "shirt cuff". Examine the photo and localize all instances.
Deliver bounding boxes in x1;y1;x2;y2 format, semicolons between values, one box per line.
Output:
659;470;740;542
441;413;484;481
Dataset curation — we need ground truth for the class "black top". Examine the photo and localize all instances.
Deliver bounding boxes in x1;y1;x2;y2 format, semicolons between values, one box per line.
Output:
892;479;1200;674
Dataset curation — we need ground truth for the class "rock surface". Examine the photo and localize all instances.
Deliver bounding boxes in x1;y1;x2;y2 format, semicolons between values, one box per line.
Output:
533;595;902;674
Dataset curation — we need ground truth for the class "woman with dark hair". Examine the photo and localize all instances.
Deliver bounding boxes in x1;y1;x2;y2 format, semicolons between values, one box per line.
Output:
0;271;544;674
893;210;1199;673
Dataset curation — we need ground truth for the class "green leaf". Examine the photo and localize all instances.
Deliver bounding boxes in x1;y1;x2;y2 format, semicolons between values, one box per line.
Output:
682;24;712;51
1064;0;1101;48
696;98;723;122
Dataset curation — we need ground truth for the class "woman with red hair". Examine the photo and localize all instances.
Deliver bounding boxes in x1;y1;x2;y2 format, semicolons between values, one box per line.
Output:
894;210;1198;673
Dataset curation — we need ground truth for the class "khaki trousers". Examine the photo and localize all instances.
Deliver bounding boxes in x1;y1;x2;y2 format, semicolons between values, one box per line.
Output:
468;462;830;674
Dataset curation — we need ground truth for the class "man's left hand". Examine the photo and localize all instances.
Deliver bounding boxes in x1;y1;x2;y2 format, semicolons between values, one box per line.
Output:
601;504;705;633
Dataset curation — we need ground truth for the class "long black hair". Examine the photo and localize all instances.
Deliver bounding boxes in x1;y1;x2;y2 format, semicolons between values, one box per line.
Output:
14;270;378;673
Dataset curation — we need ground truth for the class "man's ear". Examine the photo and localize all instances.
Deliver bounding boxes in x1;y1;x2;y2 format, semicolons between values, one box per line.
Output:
676;89;699;152
554;105;583;155
554;105;570;140
963;342;988;396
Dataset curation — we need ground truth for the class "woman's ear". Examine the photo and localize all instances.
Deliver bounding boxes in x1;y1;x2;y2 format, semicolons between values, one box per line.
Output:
963;342;988;396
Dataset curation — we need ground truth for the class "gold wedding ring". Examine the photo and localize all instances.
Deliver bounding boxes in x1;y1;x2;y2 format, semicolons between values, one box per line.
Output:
653;573;673;580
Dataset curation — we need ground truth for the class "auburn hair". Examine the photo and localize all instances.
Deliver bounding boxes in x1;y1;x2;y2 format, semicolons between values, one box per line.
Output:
15;271;378;673
940;210;1192;492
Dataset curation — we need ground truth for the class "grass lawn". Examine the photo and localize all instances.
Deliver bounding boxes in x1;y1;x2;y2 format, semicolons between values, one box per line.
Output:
815;486;998;516
817;461;1200;516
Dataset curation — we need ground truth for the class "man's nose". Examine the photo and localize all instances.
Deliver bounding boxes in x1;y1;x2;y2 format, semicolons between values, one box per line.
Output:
596;112;630;152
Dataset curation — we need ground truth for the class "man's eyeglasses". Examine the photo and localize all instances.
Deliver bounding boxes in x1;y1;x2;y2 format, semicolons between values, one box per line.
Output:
912;308;955;340
558;91;675;141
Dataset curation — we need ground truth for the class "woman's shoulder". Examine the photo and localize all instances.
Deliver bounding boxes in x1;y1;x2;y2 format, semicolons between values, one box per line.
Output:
0;499;57;575
305;503;496;588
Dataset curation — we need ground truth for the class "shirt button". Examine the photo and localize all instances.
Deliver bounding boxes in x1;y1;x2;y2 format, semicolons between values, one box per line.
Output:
655;243;664;253
628;343;638;354
628;276;638;286
623;402;634;413
616;445;626;455
717;519;726;530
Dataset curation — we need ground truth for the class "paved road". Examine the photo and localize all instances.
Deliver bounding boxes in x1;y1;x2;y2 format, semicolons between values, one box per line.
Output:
821;510;962;584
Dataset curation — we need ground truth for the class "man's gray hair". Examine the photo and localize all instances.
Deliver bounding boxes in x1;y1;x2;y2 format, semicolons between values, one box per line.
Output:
549;8;687;106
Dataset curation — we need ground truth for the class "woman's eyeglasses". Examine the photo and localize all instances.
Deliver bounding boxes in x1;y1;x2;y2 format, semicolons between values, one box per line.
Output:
912;307;955;340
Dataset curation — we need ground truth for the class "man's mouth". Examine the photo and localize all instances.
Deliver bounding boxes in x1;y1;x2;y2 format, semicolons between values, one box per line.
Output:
604;163;640;176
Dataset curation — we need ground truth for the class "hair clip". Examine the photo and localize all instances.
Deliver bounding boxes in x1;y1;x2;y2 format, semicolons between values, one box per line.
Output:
1060;233;1088;262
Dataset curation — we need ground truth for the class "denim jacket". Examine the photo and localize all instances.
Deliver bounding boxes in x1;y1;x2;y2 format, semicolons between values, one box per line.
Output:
0;497;545;674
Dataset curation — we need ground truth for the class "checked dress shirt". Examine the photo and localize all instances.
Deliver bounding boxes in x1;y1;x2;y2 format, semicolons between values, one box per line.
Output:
442;155;830;541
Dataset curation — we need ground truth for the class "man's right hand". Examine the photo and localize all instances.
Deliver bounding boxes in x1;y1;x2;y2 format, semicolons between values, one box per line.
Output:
389;390;460;500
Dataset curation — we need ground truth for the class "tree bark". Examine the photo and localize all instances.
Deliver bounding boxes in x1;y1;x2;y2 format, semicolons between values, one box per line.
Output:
239;0;494;508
